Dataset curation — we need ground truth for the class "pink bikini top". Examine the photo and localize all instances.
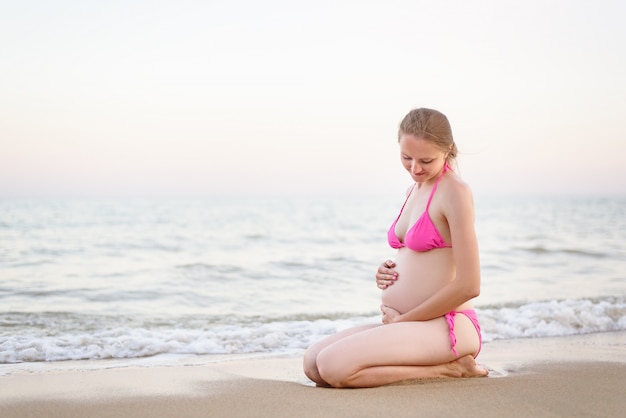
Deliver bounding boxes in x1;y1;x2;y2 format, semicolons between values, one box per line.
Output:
387;164;452;252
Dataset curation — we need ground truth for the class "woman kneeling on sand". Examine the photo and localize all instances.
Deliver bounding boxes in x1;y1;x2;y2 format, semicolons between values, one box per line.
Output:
303;107;489;388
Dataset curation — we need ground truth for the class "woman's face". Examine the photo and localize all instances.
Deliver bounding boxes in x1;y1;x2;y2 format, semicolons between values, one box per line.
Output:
398;134;448;184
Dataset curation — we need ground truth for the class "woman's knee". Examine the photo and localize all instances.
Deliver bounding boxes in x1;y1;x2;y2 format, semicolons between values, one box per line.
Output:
303;347;319;377
315;348;354;388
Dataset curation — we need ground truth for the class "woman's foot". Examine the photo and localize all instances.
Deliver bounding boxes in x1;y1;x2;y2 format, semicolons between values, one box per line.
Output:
444;355;489;378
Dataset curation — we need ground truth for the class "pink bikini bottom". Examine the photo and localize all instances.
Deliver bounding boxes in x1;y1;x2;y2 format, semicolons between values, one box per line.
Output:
444;309;482;358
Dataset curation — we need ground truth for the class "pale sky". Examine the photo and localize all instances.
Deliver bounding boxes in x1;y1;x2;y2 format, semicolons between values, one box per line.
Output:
1;0;625;198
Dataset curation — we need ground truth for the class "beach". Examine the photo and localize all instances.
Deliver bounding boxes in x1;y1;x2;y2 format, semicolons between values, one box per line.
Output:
1;331;624;418
1;197;624;417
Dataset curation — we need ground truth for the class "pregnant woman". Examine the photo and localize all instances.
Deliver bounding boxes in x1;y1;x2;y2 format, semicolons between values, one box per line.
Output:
303;108;488;388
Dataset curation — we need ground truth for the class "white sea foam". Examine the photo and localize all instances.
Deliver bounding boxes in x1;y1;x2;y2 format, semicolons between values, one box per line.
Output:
1;297;623;364
478;297;626;340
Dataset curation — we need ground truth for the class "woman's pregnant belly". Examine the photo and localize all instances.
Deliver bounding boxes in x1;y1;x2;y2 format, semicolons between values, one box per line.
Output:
381;247;456;314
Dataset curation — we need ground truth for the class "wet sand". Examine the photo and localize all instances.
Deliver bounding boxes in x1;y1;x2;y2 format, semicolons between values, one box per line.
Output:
1;332;624;418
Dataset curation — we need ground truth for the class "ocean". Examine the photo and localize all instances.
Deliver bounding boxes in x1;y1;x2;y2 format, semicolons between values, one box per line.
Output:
1;195;625;369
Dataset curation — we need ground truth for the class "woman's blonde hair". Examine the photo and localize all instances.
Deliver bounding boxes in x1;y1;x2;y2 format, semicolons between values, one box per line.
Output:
398;108;457;162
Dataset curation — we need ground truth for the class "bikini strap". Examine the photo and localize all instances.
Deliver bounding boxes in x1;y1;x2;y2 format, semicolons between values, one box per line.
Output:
400;184;416;212
425;163;449;210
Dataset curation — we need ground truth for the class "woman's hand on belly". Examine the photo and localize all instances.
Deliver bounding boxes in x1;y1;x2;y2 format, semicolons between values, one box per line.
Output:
376;259;398;290
380;304;401;324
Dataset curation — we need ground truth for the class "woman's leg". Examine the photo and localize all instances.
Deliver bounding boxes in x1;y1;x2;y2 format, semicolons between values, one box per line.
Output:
303;323;380;386
314;316;486;388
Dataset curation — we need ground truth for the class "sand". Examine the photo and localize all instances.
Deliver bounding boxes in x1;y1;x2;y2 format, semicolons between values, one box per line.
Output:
1;331;625;418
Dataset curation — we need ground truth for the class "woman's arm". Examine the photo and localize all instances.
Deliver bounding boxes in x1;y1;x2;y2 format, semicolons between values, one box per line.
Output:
387;180;481;323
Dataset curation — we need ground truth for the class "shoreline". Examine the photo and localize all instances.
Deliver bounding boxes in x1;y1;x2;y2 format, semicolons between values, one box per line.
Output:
1;332;625;417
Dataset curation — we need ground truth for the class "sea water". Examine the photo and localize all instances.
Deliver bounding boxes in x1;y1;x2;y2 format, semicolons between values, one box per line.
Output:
1;195;624;366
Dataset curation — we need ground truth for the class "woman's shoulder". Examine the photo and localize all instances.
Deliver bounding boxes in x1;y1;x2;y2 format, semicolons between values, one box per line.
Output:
439;171;474;212
442;170;473;198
